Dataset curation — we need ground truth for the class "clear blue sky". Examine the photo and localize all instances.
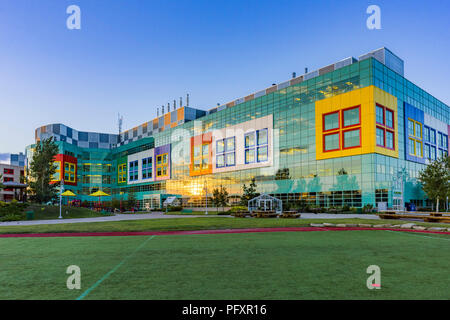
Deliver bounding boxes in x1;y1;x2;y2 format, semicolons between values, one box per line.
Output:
0;0;449;154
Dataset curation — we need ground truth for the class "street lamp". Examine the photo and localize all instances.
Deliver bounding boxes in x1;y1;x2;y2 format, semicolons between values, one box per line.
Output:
59;180;64;219
204;180;208;215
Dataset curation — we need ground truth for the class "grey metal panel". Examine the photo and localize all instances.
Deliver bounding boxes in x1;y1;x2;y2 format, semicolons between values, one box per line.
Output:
277;80;290;90
78;141;89;148
254;90;266;98
235;98;245;105
303;70;319;81
171;110;178;123
60;125;67;136
334;57;357;70
99;142;109;149
88;132;99;143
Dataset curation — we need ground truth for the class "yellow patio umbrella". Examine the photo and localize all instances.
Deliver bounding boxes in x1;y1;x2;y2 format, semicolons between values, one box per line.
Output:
61;190;76;196
61;190;76;205
89;190;110;209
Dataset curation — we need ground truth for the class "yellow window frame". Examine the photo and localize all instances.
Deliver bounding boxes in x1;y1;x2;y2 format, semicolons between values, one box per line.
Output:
409;138;423;157
156;153;169;177
118;163;127;183
408;118;422;139
64;162;76;183
52;161;61;182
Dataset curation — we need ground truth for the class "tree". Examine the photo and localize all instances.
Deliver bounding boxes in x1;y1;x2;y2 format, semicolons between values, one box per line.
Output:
127;189;137;210
212;185;229;212
28;137;59;203
418;155;450;212
241;177;259;206
0;174;4;190
212;187;221;212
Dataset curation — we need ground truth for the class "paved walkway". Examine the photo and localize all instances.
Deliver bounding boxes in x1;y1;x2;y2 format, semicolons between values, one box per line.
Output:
1;226;449;238
0;212;231;226
0;212;379;227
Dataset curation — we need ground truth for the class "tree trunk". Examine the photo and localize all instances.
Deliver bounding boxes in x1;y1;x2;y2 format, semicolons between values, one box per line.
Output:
436;197;439;213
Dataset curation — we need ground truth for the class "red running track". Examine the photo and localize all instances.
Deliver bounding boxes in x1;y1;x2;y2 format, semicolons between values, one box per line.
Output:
0;227;449;238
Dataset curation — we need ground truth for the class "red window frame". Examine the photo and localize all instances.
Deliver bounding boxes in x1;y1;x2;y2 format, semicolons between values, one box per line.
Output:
323;132;340;152
375;103;396;150
341;105;361;129
385;108;395;129
385;129;395;150
376;104;385;125
342;128;361;150
322;111;340;132
376;126;385;147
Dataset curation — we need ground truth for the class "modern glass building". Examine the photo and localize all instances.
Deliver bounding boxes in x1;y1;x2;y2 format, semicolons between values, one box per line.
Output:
26;47;450;209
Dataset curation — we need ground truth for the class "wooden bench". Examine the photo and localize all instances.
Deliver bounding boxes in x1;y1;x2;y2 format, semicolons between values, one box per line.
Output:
378;212;450;223
253;211;278;218
279;211;301;219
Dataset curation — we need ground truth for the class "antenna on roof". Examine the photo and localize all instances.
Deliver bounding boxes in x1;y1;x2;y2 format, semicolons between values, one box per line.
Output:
180;97;182;108
117;113;123;142
292;72;296;78
187;93;190;107
305;67;308;74
173;99;176;110
157;107;159;117
162;105;165;114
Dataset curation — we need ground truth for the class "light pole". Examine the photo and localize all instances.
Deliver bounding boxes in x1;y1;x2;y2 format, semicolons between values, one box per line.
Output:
59;180;64;219
392;167;407;212
204;180;208;215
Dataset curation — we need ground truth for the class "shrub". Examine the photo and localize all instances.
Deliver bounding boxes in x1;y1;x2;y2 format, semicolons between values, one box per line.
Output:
229;206;248;213
0;200;27;217
1;213;25;222
167;206;182;212
362;204;374;213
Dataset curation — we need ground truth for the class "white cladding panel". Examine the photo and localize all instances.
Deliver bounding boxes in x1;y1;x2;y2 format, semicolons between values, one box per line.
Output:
127;149;155;185
212;114;273;174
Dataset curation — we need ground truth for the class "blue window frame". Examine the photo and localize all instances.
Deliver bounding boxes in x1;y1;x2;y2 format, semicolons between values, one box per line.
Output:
216;137;235;168
142;157;152;179
245;129;268;164
430;129;436;144
423;126;430;142
430;146;436;160
129;160;138;181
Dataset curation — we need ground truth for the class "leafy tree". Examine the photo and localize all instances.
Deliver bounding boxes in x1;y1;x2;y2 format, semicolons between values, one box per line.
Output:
212;187;221;212
241;177;259;206
127;189;137;210
28;137;59;203
418;155;450;212
212;185;229;212
0;174;4;190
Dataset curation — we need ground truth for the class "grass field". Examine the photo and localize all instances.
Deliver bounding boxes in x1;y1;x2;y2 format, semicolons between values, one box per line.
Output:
0;230;449;300
25;204;108;220
0;216;449;235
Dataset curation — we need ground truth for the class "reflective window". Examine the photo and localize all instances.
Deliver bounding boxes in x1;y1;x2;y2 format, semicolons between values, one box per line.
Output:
324;133;339;151
343;129;360;148
343;107;359;127
324;112;339;131
385;109;393;128
386;131;394;149
376;105;384;124
376;128;385;146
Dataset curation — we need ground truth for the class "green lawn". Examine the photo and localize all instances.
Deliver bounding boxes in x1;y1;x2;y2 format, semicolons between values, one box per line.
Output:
24;204;108;220
0;216;449;235
0;230;449;299
164;210;224;215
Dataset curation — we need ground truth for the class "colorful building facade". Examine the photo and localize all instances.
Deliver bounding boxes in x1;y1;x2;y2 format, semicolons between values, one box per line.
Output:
26;48;449;209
